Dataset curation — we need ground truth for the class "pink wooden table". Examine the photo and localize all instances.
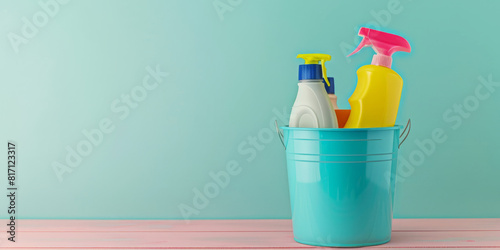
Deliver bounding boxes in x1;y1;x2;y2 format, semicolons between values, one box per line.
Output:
0;219;499;249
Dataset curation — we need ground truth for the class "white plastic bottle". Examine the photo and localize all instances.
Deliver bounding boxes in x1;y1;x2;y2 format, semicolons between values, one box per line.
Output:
289;54;338;128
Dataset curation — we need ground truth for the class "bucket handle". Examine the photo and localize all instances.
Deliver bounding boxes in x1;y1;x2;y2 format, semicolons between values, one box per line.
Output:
399;119;411;148
275;120;286;150
275;119;410;150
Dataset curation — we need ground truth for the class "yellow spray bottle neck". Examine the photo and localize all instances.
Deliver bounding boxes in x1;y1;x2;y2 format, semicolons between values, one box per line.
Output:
296;54;331;86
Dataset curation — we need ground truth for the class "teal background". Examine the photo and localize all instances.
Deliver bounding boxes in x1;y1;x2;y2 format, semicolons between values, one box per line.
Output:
0;0;499;219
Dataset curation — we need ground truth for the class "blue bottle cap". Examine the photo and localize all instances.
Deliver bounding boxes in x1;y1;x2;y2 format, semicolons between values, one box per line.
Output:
298;64;322;81
323;77;335;94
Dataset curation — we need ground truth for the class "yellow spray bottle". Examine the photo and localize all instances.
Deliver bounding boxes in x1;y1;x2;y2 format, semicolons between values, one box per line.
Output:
344;28;411;128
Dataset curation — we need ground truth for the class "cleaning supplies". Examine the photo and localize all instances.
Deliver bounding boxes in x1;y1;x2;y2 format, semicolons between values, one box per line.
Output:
321;76;352;128
323;77;339;109
289;54;338;128
344;27;411;128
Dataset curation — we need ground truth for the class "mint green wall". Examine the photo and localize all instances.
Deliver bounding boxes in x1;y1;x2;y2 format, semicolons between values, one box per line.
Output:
1;0;499;219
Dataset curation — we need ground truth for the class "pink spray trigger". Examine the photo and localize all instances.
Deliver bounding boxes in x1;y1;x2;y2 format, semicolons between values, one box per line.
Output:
348;27;411;68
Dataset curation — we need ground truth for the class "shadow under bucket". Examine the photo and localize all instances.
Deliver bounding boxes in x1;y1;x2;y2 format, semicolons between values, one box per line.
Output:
278;125;404;247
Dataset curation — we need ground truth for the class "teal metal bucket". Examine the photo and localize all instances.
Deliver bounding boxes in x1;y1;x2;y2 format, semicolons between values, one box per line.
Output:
279;125;403;247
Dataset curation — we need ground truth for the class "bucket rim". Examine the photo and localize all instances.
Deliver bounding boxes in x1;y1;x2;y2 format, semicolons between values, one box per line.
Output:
280;125;403;132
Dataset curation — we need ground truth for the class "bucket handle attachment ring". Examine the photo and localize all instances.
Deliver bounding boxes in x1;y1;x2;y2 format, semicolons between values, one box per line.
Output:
399;119;411;148
275;120;285;150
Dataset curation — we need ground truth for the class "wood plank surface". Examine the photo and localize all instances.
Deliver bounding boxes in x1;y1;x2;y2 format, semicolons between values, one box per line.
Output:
0;219;498;249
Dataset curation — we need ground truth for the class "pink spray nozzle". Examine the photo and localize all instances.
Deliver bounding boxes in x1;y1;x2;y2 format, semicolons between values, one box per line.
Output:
348;27;411;68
